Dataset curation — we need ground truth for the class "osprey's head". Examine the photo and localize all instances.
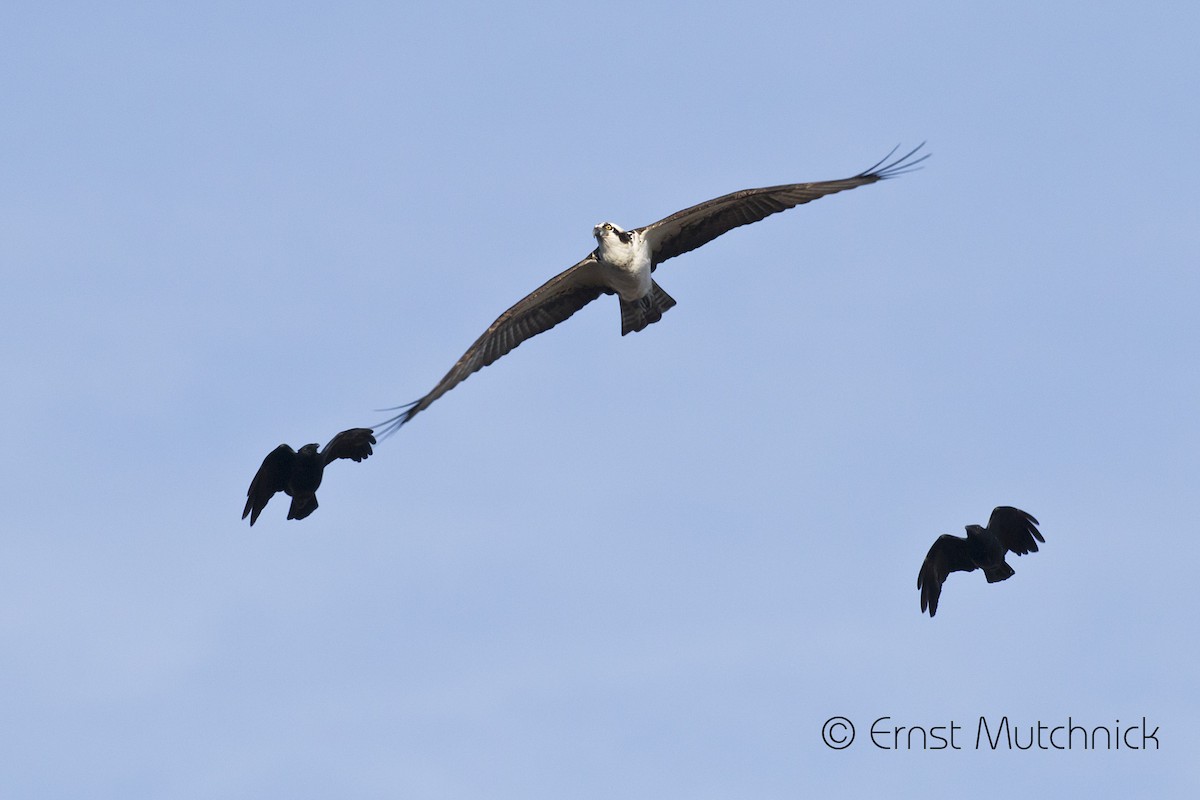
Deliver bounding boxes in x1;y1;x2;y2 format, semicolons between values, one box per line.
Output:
593;221;632;245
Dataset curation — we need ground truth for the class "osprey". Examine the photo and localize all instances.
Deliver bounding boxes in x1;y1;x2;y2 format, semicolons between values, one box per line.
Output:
243;428;376;525
917;506;1045;617
381;145;927;436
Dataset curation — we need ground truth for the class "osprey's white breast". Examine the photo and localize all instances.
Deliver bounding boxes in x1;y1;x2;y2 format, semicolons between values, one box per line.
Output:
593;223;652;302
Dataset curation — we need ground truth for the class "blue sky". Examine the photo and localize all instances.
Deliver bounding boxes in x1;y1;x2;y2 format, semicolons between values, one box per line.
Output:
3;2;1198;797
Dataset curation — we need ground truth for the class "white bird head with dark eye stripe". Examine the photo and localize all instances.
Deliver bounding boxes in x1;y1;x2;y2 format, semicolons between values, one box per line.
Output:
593;221;640;265
593;221;632;244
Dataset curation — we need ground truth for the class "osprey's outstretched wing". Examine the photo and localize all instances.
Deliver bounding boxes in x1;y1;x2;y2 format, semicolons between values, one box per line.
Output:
638;144;927;268
379;257;609;436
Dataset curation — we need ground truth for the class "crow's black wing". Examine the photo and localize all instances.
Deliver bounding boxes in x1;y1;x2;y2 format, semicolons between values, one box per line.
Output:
917;534;977;617
321;428;377;465
243;444;296;526
987;506;1044;556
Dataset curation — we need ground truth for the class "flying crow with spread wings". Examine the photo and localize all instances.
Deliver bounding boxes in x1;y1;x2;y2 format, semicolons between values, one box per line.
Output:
917;506;1045;617
243;428;376;525
379;144;928;436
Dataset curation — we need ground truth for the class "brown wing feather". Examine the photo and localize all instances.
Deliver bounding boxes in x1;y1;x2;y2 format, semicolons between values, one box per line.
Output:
379;257;610;436
638;144;927;268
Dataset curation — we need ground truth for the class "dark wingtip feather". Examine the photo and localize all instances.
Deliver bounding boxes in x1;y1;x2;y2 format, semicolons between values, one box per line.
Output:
921;584;939;617
374;399;421;440
859;142;930;180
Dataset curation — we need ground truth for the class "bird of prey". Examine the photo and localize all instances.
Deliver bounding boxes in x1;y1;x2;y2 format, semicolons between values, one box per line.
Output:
380;144;928;436
917;506;1045;617
243;428;376;525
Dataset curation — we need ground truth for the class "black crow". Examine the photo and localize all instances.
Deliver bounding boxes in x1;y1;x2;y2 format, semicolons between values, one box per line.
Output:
243;428;376;525
917;506;1044;617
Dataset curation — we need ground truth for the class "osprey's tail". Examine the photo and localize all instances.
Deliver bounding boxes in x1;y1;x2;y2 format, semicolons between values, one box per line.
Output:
983;562;1015;583
620;281;677;335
